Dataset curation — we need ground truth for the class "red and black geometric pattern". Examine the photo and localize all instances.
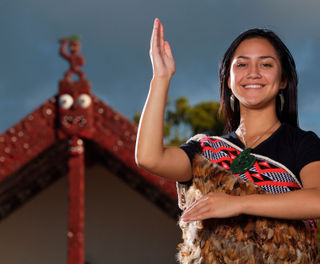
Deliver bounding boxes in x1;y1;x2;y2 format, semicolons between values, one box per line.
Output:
199;136;318;232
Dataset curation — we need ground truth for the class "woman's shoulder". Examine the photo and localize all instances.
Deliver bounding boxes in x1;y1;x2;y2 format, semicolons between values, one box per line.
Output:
279;123;320;174
280;123;320;143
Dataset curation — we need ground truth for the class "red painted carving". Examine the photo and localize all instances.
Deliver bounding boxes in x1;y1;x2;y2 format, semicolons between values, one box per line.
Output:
60;36;86;81
57;79;94;139
58;37;90;264
0;99;56;179
58;36;94;140
67;137;85;264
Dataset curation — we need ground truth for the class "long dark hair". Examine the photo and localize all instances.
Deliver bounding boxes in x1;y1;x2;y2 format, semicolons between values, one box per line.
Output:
218;28;298;133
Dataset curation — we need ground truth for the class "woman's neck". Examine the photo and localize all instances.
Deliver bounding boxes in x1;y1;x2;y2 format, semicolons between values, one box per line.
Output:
236;105;281;148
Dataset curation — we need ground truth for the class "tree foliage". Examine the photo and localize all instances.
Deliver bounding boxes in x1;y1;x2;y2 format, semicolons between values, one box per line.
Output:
134;96;225;146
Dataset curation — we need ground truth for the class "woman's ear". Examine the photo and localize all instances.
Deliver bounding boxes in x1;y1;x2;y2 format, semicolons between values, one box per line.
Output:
228;76;231;89
280;78;287;90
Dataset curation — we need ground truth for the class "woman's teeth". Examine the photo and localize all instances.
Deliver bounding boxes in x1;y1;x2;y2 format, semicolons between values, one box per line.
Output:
244;84;263;89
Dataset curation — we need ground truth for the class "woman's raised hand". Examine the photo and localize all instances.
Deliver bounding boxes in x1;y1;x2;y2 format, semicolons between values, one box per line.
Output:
150;18;176;80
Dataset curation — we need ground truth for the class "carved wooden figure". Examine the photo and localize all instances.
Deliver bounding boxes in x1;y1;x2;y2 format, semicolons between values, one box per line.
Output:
60;36;86;81
58;36;93;264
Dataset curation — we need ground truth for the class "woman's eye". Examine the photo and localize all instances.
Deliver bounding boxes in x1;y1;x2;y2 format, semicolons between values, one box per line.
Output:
236;63;246;67
262;63;272;67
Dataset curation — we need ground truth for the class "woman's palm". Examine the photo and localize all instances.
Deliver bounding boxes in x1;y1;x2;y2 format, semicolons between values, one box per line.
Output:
150;18;176;79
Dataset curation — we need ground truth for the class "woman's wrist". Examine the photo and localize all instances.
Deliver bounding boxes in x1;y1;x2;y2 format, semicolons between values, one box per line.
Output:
152;75;172;83
237;194;254;215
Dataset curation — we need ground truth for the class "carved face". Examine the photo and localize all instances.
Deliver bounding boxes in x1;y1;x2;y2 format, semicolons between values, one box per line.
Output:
69;41;81;55
58;80;93;138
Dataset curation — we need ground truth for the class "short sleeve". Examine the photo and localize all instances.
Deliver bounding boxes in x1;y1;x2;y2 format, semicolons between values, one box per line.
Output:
179;133;206;164
296;131;320;173
179;140;202;165
178;135;204;185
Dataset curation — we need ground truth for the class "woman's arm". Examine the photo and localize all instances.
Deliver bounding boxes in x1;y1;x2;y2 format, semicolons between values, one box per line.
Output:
135;18;192;182
181;161;320;221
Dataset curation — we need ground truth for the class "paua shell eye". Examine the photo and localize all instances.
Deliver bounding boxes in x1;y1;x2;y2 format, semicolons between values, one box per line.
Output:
77;94;92;108
59;94;74;109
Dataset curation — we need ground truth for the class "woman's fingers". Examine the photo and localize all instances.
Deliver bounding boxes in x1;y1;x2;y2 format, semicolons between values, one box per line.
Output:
182;196;209;216
151;18;166;56
150;18;158;52
184;209;211;221
160;22;165;53
182;195;213;221
182;203;210;221
150;18;160;52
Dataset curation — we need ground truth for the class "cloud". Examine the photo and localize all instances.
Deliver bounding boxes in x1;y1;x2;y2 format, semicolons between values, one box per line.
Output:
0;0;320;136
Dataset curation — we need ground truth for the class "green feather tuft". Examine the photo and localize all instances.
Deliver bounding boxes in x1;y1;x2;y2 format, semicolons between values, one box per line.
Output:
68;35;81;41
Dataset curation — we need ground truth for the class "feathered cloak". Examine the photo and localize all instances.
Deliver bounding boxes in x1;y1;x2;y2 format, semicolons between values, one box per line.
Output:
176;136;319;264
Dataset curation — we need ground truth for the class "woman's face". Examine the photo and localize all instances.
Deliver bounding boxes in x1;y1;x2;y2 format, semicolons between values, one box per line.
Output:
228;37;286;111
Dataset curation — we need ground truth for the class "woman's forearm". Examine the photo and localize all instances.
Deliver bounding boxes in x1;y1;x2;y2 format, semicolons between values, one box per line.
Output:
135;77;170;170
240;188;320;219
182;187;320;222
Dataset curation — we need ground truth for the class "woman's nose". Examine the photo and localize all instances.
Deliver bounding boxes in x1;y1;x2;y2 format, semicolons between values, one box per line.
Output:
247;64;261;79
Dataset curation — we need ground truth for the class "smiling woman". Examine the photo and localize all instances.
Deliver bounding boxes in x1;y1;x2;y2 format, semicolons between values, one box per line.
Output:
135;18;320;263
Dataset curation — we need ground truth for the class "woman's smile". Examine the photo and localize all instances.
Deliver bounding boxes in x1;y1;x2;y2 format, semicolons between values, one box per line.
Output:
242;84;265;89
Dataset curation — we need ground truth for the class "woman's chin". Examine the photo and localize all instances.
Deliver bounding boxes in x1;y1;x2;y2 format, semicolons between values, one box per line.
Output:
241;100;273;111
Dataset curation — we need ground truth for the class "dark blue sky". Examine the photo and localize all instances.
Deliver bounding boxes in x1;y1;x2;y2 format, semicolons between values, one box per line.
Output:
0;0;319;135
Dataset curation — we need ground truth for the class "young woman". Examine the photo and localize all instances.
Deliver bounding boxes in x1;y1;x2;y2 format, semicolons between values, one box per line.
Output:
135;18;320;225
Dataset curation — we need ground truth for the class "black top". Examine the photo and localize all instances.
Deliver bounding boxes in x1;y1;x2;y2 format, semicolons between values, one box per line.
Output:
180;123;320;183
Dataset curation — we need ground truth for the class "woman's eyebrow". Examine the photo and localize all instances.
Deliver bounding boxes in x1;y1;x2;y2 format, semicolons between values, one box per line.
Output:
260;55;277;61
235;56;249;60
234;55;277;61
